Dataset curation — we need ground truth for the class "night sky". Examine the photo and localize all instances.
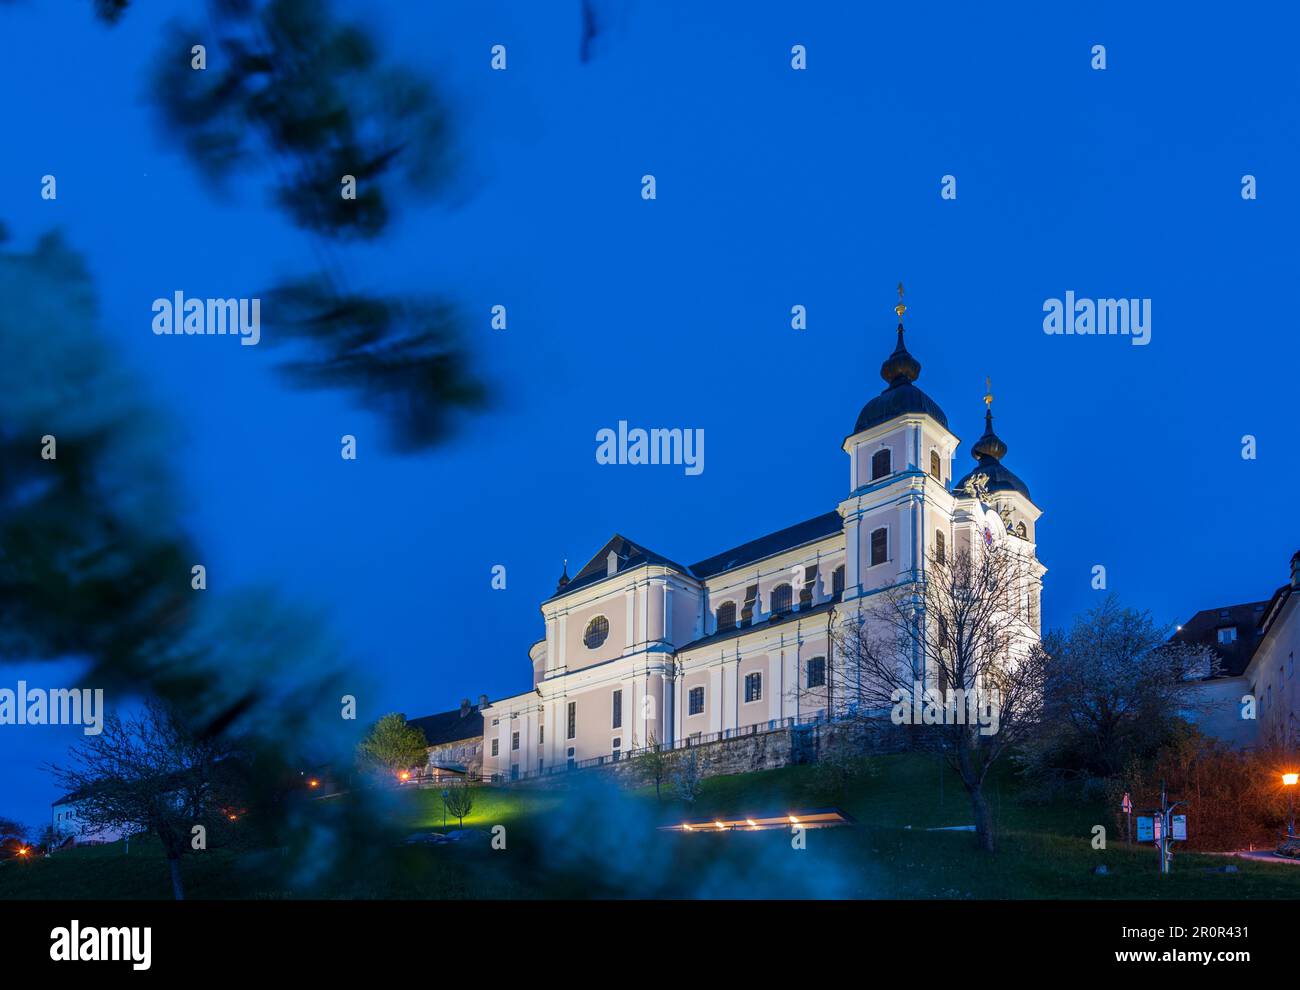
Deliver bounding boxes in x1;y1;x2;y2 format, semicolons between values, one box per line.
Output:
2;2;1297;825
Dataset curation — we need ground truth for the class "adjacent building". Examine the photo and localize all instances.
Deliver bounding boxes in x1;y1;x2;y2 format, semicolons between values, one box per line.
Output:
1177;551;1300;748
481;303;1046;781
408;697;487;781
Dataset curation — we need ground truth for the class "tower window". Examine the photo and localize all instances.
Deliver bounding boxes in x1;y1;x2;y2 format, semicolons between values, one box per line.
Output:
716;601;737;631
832;565;845;596
583;615;610;649
744;672;763;703
770;583;792;614
930;450;941;480
1016;521;1028;539
870;449;892;480
935;530;946;563
870;527;888;567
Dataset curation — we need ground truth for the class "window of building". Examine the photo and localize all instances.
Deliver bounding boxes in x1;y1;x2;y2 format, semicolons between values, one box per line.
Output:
935;530;945;563
491;738;499;757
930;450;941;480
511;731;519;751
584;615;610;649
799;565;817;608
741;584;759;626
1217;627;1237;645
716;601;737;630
807;656;826;688
539;724;544;744
832;565;845;597
688;686;705;716
612;689;622;729
744;672;762;703
770;583;792;614
567;701;576;739
870;527;888;566
871;448;892;480
612;737;622;761
1016;521;1028;539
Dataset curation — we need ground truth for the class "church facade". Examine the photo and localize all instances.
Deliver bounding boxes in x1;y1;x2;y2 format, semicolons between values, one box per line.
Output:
480;303;1046;781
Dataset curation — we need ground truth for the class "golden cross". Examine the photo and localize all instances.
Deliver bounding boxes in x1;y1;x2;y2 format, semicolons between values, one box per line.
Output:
984;376;993;408
895;281;906;321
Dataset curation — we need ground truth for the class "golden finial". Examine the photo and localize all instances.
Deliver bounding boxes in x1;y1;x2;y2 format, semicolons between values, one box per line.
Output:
894;281;906;322
984;375;994;409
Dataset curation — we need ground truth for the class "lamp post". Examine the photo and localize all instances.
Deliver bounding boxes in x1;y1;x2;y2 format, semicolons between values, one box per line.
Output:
1283;772;1298;838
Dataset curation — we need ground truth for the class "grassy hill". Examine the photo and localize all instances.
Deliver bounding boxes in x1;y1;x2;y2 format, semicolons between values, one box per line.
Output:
4;754;1298;899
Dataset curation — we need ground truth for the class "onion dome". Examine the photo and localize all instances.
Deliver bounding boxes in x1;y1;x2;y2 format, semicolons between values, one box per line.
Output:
853;286;949;433
954;381;1031;500
555;561;570;593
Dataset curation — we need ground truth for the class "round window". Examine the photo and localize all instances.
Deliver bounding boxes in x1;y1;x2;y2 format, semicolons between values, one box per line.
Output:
584;615;610;649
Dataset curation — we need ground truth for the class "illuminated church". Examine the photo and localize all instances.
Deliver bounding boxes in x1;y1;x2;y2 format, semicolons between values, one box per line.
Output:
480;295;1046;779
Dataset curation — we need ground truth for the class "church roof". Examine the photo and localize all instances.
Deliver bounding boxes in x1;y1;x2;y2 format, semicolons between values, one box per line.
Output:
953;408;1033;501
689;511;843;577
407;705;484;747
852;322;949;433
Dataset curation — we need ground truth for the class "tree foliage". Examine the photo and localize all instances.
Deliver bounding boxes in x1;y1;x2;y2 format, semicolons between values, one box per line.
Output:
357;713;429;778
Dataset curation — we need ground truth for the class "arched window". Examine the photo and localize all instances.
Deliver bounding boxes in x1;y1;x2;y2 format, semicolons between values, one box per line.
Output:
870;448;892;481
1016;521;1028;539
716;601;737;630
870;527;888;566
935;530;946;563
583;615;609;649
930;450;941;481
770;583;793;614
832;565;845;597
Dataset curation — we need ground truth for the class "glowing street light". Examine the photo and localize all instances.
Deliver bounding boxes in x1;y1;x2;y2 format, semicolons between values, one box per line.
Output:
1284;772;1299;838
399;770;411;782
308;778;320;789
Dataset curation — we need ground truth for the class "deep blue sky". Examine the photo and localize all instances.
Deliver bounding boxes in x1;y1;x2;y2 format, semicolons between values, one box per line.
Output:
2;2;1298;824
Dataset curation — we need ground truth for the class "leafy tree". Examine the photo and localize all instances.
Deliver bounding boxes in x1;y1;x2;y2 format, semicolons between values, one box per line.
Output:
49;699;242;900
442;781;474;829
357;713;429;780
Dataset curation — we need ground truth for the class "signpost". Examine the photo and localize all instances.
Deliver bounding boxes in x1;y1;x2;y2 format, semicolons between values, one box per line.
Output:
1137;816;1153;842
1135;783;1189;874
1121;792;1133;844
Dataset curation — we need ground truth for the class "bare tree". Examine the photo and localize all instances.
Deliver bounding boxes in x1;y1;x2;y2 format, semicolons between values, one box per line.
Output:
442;781;475;830
831;542;1046;852
638;731;674;800
672;750;707;805
1041;595;1217;775
48;699;241;900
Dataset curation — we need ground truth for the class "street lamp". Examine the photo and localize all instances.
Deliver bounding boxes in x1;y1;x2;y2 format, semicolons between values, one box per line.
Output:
1284;772;1298;838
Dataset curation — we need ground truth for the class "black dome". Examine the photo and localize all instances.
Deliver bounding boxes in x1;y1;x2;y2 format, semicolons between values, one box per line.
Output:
853;323;948;433
855;381;950;433
953;409;1032;500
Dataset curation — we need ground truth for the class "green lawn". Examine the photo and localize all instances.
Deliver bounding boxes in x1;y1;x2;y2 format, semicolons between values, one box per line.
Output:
5;754;1299;899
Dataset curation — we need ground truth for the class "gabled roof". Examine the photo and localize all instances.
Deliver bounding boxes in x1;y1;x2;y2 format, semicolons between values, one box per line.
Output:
1173;600;1270;677
408;705;484;747
689;511;843;578
547;534;691;601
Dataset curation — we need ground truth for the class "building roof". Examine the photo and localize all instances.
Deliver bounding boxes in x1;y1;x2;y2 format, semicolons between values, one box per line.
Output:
408;704;484;747
546;534;692;602
953;409;1032;501
1172;600;1271;677
689;511;843;578
853;323;949;433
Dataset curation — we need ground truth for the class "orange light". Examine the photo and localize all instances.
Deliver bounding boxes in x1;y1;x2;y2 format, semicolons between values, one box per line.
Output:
745;819;757;828
713;821;726;830
308;778;320;789
228;814;238;821
788;815;800;825
399;770;411;782
681;824;692;831
1284;773;1299;786
16;847;29;858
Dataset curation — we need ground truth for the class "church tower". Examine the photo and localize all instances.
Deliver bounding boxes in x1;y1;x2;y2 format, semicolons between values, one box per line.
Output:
838;287;960;601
